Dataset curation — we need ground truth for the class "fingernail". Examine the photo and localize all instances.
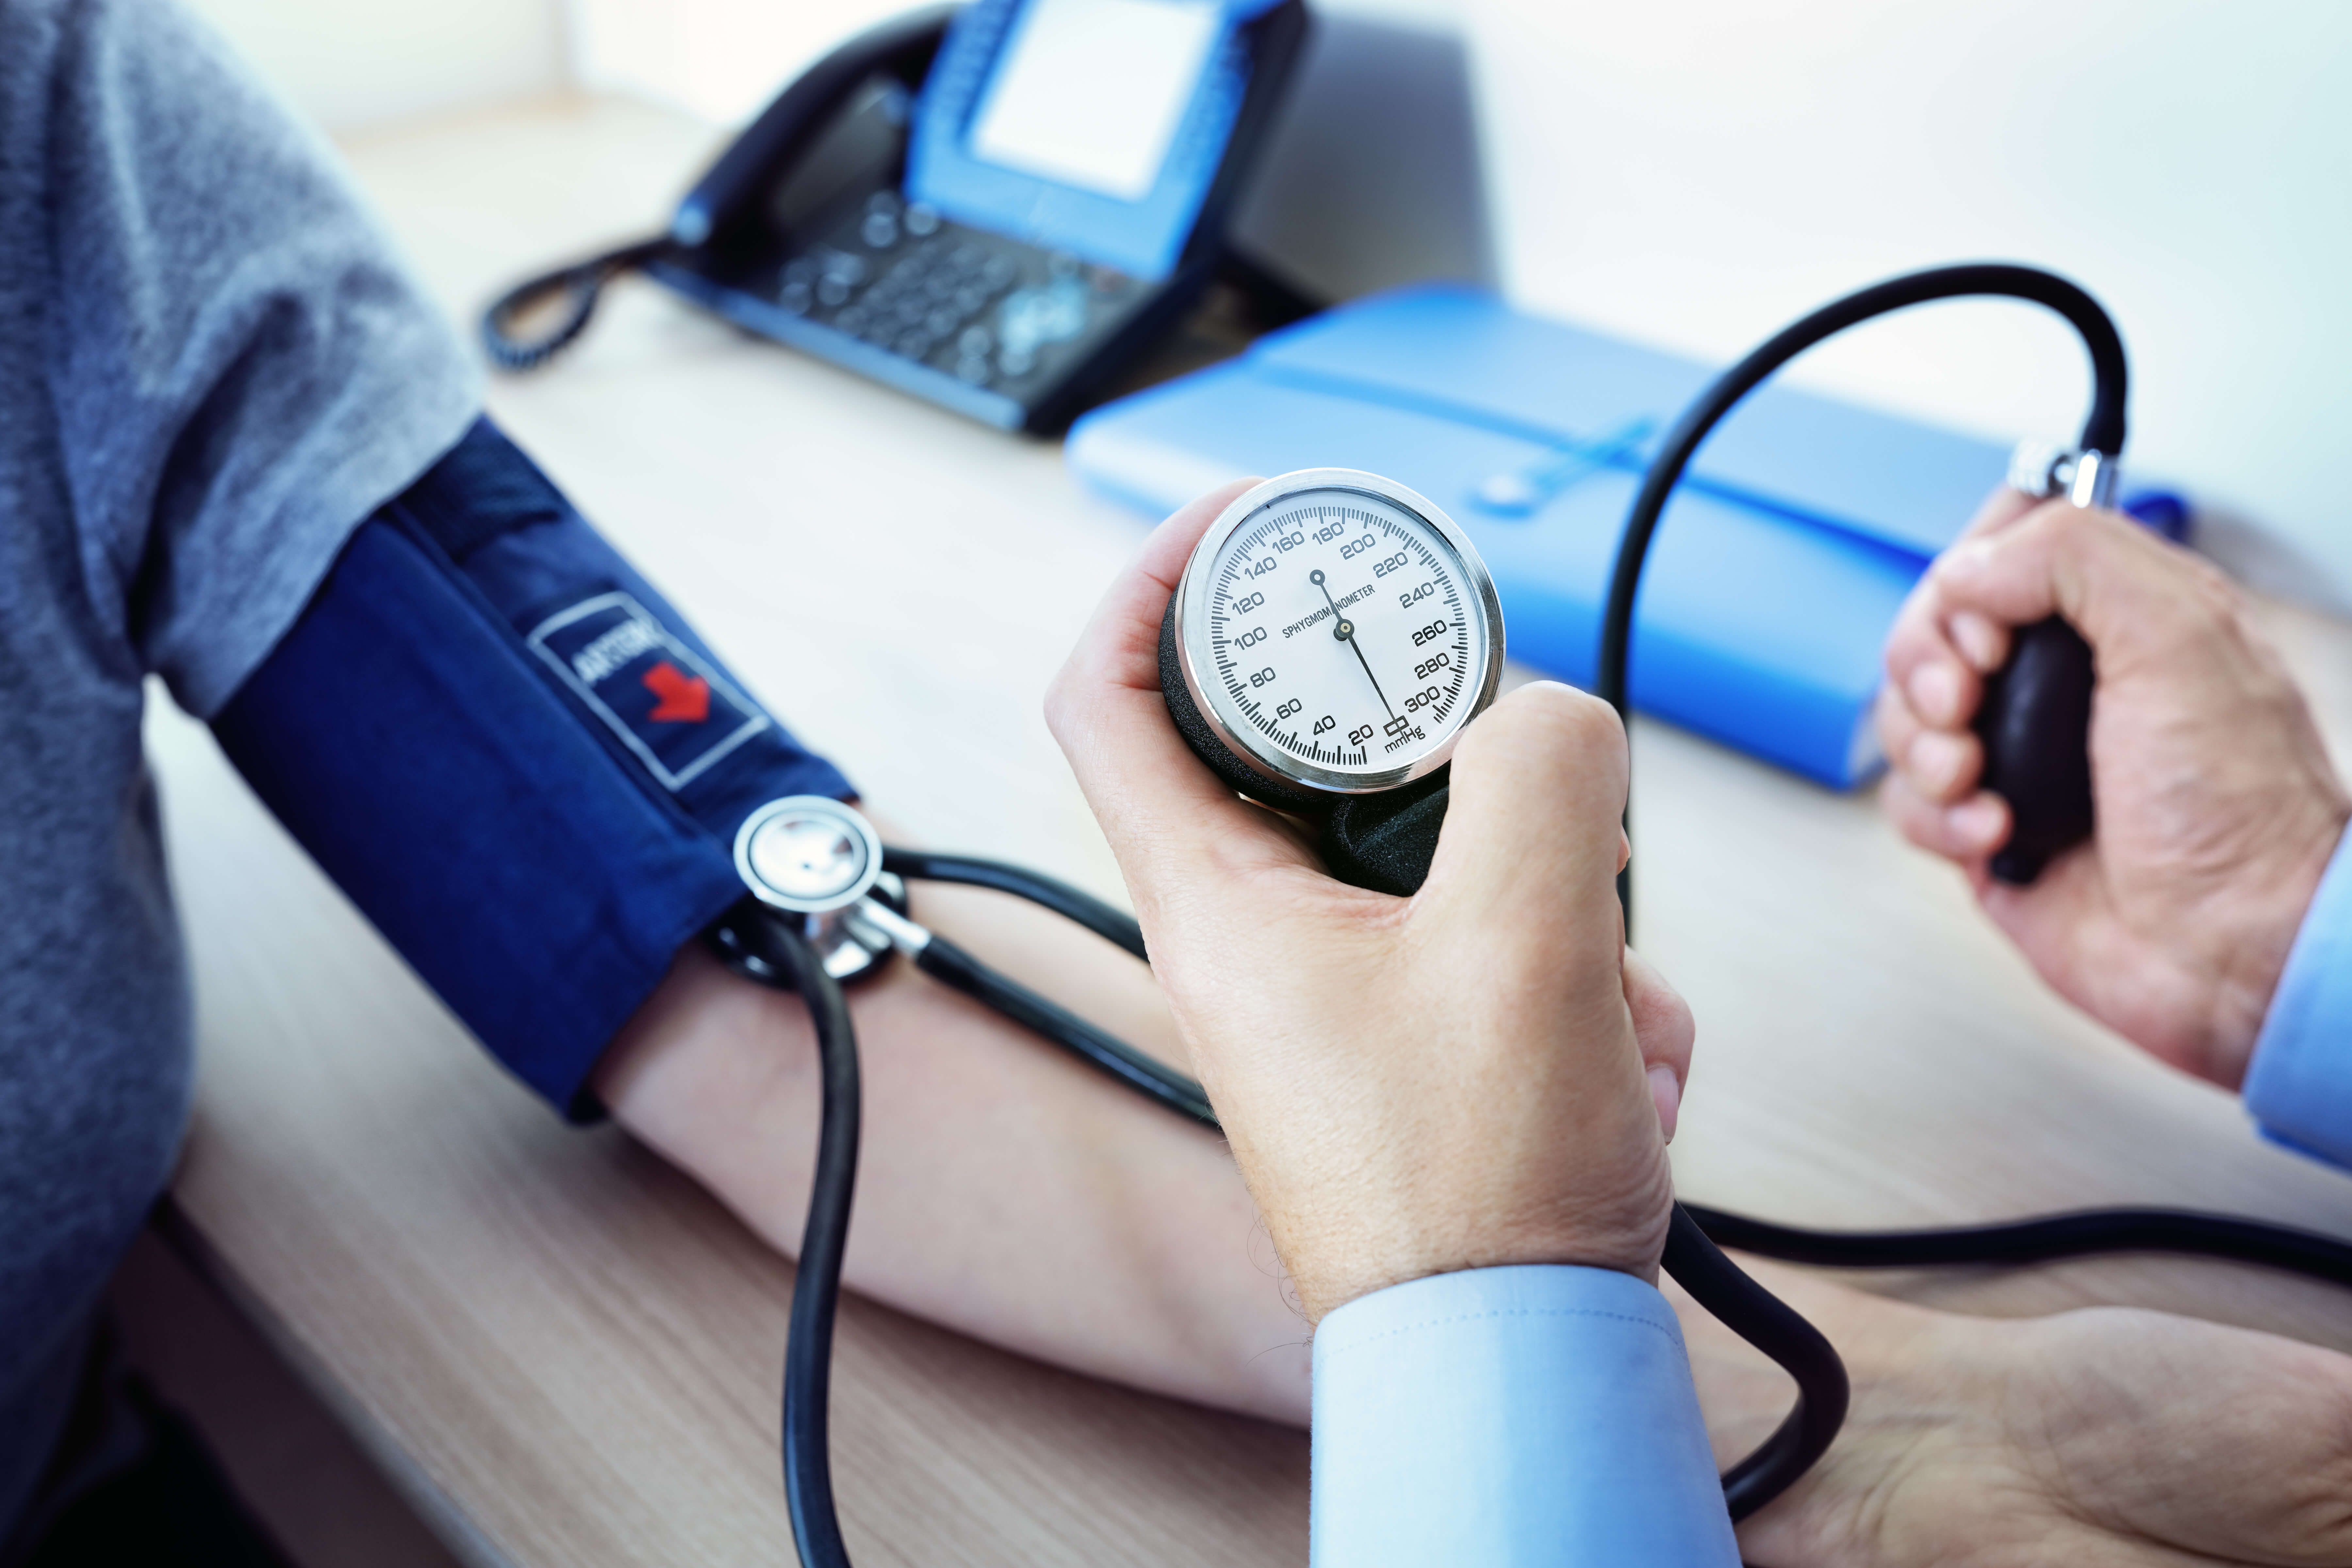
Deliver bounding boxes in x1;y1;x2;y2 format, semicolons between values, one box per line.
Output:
1906;660;1962;725
1949;795;2003;847
1908;730;1968;794
1950;612;2003;671
1647;1064;1682;1143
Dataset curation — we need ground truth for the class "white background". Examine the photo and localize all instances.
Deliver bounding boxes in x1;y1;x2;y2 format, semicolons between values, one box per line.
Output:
183;0;566;128
184;0;2352;609
1468;0;2352;610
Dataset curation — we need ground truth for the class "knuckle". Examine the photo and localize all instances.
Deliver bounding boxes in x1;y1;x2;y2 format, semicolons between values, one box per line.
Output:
2181;554;2244;623
2054;502;2175;581
1652;981;1695;1055
2036;495;2099;539
1874;683;1919;746
2004;496;2090;557
2100;524;2242;658
1882;612;1936;678
1470;681;1625;769
1531;681;1626;749
1879;776;1940;846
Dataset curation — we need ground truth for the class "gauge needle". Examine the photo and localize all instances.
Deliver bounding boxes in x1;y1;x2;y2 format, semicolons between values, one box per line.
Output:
1311;569;1394;718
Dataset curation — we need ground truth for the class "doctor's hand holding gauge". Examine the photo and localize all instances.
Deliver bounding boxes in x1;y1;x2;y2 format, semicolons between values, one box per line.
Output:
1076;475;1685;1294
1050;478;1734;1559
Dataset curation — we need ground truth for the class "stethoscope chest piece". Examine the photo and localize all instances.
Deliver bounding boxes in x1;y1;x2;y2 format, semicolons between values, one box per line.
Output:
724;796;907;985
736;796;884;914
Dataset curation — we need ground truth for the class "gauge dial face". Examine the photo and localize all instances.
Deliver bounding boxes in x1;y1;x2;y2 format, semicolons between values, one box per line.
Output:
1176;471;1504;796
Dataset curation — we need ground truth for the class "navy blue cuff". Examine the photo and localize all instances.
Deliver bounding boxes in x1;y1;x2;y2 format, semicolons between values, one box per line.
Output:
215;420;852;1119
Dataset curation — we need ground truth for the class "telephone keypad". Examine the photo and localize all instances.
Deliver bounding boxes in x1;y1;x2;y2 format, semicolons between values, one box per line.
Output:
678;164;1153;421
751;190;1145;396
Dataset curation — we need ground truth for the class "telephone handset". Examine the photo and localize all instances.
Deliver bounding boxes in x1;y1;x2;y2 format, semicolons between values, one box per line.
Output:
485;0;1311;434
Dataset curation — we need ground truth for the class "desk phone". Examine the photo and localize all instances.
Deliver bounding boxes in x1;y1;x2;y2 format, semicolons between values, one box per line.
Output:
487;0;1310;434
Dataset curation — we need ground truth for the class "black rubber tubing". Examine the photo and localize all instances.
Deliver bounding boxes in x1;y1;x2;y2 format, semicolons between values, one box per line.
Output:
1580;262;2136;1512
758;253;2323;1539
882;847;1149;961
1597;261;2129;925
747;858;2352;1559
740;912;861;1568
1685;1204;2352;1285
873;876;1848;1518
912;930;1216;1126
652;263;2348;1561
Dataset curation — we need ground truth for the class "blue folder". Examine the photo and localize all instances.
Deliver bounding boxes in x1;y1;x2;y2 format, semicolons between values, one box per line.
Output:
1065;284;2026;788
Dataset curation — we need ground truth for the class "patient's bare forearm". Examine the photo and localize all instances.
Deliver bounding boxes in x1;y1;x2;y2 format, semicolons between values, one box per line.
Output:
592;878;1314;1423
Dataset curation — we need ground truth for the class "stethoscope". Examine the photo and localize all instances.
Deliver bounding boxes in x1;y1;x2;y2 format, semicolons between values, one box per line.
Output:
710;264;2352;1566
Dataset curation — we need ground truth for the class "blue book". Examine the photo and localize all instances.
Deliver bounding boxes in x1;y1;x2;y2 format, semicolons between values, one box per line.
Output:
1066;284;2019;788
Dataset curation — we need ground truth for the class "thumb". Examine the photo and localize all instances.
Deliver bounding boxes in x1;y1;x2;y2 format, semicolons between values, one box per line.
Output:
1418;682;1629;971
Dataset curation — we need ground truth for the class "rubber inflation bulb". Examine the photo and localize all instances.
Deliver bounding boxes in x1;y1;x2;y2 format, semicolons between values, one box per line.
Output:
1975;616;2095;885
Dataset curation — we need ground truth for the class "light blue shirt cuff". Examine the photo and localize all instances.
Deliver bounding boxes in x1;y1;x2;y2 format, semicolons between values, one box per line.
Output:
2244;827;2352;1170
1310;1264;1739;1567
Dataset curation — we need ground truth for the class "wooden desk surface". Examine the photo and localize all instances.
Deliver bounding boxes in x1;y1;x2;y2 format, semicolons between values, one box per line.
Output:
146;94;2352;1568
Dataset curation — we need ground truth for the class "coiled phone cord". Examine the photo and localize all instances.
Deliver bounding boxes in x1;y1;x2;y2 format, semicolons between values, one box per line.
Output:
479;239;674;372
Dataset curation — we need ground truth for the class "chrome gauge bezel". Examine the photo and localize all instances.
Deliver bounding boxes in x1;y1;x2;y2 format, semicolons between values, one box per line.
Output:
1174;469;1506;797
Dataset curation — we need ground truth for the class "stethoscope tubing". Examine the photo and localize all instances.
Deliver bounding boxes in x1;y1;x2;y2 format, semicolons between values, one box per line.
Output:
736;264;2349;1561
736;859;2352;1558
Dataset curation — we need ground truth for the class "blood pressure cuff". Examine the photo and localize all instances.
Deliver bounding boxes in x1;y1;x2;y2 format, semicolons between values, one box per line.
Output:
213;418;853;1119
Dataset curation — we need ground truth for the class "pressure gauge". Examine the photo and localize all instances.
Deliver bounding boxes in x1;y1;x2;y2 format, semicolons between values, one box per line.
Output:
1161;469;1504;808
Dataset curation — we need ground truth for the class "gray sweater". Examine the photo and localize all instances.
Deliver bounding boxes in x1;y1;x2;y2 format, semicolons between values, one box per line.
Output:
0;0;476;1530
